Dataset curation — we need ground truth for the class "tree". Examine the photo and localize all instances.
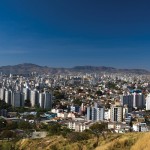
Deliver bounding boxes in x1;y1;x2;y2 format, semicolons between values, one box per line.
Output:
0;100;12;110
106;82;117;89
24;99;31;107
0;118;7;130
90;122;108;147
73;99;82;106
61;127;72;137
54;91;65;100
6;122;18;130
67;132;90;142
18;121;32;130
1;130;16;140
96;90;103;96
48;122;61;135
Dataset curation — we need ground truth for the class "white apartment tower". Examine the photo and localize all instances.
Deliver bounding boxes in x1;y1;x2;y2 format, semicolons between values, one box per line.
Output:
146;94;150;110
5;90;12;105
0;88;5;100
110;105;123;122
30;90;38;107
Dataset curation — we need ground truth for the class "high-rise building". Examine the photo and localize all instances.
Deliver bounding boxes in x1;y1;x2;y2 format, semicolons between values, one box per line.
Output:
110;105;123;122
120;94;133;109
146;94;150;110
44;92;52;109
39;92;52;109
133;92;145;109
86;106;91;121
96;106;105;121
120;92;145;110
0;88;5;100
39;93;45;109
86;103;105;121
20;93;25;107
12;91;21;107
5;90;12;105
22;88;30;100
30;90;38;107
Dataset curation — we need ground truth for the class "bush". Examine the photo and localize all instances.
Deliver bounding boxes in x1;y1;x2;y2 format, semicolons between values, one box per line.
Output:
1;130;16;140
48;122;61;135
67;132;90;142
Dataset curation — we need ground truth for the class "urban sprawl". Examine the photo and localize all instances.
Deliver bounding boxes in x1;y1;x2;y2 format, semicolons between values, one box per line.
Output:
1;72;150;139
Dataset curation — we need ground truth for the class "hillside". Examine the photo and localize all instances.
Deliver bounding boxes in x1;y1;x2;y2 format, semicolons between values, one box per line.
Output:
0;63;149;74
0;132;150;150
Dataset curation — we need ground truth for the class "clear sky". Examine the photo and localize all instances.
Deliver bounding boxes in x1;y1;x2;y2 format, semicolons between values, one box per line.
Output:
0;0;150;69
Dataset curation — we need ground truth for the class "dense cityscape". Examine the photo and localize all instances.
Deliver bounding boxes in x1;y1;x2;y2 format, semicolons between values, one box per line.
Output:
1;0;150;149
1;70;150;143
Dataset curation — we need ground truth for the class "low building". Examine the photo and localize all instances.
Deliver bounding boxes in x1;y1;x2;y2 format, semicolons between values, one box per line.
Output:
68;120;91;132
133;122;148;132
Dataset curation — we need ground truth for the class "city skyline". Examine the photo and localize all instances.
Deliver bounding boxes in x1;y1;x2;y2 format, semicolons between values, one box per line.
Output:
0;0;150;69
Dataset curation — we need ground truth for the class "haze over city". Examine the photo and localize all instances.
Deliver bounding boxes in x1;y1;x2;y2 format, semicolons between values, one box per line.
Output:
0;0;150;69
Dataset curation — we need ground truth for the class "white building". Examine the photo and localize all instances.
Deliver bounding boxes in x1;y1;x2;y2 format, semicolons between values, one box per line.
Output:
5;90;12;105
96;107;105;121
39;93;45;108
30;90;38;107
104;109;111;120
133;123;148;132
146;94;150;110
110;105;123;122
39;92;52;109
86;102;105;122
22;88;30;100
68;121;90;132
0;88;5;100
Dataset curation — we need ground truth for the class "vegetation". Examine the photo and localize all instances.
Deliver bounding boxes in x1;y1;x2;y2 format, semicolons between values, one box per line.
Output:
89;122;108;147
67;132;90;142
95;90;103;96
72;98;82;106
0;132;148;150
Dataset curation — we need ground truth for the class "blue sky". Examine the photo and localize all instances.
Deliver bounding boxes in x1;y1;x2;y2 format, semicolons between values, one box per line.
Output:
0;0;150;69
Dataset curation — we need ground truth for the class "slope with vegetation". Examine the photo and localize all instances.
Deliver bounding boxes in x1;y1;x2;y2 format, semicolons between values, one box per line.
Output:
0;132;150;150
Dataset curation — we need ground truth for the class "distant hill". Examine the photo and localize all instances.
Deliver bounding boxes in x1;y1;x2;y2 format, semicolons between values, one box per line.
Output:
0;63;149;74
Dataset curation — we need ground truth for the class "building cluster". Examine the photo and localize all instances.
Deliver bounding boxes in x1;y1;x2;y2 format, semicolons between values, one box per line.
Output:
0;74;52;109
1;72;150;133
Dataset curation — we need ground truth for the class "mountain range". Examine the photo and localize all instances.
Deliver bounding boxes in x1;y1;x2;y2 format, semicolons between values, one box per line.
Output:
0;63;149;75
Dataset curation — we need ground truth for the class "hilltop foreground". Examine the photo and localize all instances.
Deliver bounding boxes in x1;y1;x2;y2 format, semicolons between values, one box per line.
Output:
0;132;150;150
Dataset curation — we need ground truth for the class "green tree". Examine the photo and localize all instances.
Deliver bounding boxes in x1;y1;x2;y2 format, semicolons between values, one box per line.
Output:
18;121;32;130
0;118;7;130
90;122;108;147
54;91;65;99
0;100;12;110
48;122;61;135
61;127;72;137
96;90;103;96
1;130;16;140
24;99;31;107
67;132;90;142
73;99;82;106
6;122;18;130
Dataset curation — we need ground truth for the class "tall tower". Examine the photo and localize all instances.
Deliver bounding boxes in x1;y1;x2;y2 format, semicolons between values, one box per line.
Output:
146;94;150;110
110;105;123;122
30;90;38;107
12;91;21;107
44;92;52;109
